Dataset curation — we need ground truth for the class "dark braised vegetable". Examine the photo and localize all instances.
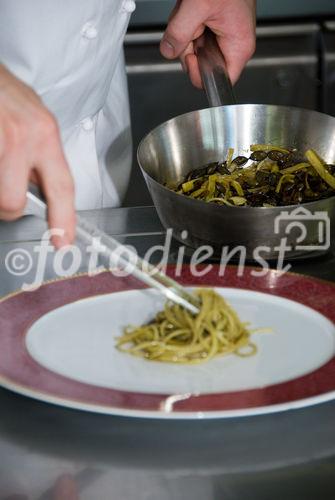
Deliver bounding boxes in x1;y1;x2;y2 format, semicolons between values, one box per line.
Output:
166;145;335;207
233;156;249;166
250;150;267;162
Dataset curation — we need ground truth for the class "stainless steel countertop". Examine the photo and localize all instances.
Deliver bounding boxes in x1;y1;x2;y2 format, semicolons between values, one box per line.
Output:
0;207;334;499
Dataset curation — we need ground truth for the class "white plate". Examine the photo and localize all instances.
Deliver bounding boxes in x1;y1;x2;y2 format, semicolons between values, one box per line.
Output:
26;288;335;396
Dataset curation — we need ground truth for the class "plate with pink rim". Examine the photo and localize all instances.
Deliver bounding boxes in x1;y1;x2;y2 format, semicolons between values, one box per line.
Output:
0;266;334;419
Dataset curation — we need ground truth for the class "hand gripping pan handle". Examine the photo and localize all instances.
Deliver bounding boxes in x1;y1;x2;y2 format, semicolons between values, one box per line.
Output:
195;28;236;107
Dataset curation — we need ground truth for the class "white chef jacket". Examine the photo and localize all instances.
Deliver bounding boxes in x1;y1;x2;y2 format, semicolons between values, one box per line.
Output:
0;0;136;210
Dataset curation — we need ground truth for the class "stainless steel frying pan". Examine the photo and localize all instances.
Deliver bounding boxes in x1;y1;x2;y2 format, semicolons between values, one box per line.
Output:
137;30;335;260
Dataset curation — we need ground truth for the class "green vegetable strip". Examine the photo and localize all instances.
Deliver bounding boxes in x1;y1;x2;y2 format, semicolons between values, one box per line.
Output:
182;180;197;193
275;174;295;193
250;144;290;154
305;149;335;190
231;180;244;196
230;196;247;206
226;148;234;168
280;163;310;174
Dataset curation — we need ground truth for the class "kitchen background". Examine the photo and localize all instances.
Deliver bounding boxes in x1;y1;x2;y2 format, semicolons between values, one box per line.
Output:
123;0;335;205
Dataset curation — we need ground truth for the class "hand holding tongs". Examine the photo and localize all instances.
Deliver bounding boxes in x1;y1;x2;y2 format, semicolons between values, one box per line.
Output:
25;184;200;314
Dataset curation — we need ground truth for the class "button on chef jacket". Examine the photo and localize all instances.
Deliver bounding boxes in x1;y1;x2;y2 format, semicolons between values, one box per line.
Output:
0;0;136;210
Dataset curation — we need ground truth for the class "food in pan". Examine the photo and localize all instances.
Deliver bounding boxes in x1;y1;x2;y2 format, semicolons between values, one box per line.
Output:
116;288;259;364
167;146;335;207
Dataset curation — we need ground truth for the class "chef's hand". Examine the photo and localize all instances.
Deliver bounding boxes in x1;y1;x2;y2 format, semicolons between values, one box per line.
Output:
160;0;256;88
0;64;76;248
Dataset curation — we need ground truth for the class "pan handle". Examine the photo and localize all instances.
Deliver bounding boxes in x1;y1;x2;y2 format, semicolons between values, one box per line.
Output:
194;29;236;107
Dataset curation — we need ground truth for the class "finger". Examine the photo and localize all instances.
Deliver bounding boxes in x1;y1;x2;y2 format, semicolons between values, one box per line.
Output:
185;53;203;88
216;32;255;85
179;41;194;72
0;150;30;221
212;1;256;85
53;474;79;500
160;0;205;59
35;133;76;248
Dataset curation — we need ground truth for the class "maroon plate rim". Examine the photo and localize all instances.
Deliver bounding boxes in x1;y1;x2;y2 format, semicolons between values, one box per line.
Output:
0;266;334;415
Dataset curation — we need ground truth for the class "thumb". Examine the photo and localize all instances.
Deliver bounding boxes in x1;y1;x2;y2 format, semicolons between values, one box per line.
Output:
160;0;205;59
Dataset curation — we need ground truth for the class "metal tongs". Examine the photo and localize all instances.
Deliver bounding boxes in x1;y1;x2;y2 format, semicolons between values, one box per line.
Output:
25;184;200;314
